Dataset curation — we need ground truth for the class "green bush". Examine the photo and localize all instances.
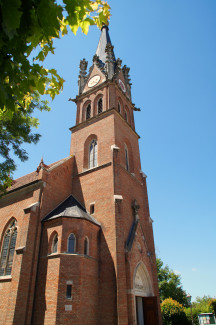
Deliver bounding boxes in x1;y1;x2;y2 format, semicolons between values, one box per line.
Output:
161;298;190;325
209;299;216;315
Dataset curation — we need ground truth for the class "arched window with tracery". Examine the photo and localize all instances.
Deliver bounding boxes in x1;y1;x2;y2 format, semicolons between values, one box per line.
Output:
86;104;91;120
68;234;76;253
89;139;97;168
0;219;17;276
98;98;103;114
52;234;58;253
125;144;129;171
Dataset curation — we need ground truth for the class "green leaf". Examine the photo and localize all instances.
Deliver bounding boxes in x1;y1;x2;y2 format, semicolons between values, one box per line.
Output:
1;0;22;38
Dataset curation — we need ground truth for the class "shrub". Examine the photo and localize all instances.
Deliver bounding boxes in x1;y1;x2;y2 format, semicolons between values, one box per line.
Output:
161;298;190;325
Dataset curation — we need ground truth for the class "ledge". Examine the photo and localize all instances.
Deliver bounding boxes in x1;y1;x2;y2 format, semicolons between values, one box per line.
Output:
0;275;12;282
77;162;112;177
47;252;97;261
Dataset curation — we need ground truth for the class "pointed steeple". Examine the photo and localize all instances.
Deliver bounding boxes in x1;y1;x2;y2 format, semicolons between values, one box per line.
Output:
95;25;115;66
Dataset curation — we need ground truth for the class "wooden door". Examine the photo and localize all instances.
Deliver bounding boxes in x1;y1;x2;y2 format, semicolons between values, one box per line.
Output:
142;296;159;325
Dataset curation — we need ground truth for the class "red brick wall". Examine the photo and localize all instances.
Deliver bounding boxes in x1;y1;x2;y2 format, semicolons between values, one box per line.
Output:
33;218;100;325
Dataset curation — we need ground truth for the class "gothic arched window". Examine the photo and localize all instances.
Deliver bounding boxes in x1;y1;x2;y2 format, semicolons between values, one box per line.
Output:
68;234;76;253
86;104;91;120
89;139;97;168
125;144;129;171
84;237;89;256
118;102;121;113
0;219;17;276
52;234;58;253
98;98;103;114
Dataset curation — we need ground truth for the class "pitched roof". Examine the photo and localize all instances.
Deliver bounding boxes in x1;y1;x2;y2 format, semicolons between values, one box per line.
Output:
43;195;101;226
8;156;72;192
95;25;115;65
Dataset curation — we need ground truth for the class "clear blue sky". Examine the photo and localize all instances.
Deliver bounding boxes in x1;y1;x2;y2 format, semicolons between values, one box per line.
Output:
13;0;216;301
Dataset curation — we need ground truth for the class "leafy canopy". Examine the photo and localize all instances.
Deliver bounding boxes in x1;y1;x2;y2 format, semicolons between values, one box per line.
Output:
0;0;110;192
156;257;189;306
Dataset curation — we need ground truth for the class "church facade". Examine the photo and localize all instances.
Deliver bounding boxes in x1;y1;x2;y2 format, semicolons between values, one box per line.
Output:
0;26;161;325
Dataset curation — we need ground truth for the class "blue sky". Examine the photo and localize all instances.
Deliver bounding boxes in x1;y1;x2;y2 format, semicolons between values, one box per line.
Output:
13;0;216;301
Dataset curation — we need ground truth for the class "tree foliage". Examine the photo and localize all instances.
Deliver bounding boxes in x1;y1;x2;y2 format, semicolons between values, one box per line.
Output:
0;0;110;192
156;257;188;306
161;298;189;325
209;299;216;315
185;296;215;325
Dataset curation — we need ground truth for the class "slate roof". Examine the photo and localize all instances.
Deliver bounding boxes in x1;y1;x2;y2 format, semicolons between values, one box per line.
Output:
43;195;101;227
95;25;116;65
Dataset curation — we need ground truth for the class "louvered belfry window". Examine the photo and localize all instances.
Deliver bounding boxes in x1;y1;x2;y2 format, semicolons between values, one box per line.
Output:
86;104;91;120
98;98;103;114
89;140;97;168
0;220;17;276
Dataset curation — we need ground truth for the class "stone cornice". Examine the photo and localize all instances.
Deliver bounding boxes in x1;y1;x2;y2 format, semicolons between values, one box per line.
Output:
69;108;140;139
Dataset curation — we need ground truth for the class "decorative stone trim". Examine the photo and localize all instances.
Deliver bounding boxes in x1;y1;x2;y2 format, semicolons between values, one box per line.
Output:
114;195;123;202
66;280;73;285
79;162;112;177
0;275;12;282
111;144;120;151
140;170;147;178
16;246;26;255
149;216;154;223
24;202;40;214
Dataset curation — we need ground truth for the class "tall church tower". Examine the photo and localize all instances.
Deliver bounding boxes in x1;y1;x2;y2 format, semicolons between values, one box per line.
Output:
70;25;161;325
0;25;161;325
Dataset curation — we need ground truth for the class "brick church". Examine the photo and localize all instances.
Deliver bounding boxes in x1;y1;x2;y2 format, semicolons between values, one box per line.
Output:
0;26;161;325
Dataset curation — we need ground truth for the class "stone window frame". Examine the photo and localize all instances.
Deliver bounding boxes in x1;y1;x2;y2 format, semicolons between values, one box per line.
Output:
52;234;58;254
89;139;98;169
0;219;17;277
83;134;98;170
67;233;76;254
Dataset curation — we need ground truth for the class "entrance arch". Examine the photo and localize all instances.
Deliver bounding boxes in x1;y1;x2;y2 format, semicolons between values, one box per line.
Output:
133;262;153;297
133;262;158;325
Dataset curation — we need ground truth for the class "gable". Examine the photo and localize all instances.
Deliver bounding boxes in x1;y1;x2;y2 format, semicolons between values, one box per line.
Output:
82;65;106;94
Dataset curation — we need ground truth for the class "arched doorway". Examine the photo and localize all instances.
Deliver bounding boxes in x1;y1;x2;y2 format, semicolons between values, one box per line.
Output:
134;262;159;325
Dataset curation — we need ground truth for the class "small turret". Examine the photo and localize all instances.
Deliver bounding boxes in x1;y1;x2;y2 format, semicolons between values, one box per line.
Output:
105;43;115;79
78;58;88;95
122;65;132;99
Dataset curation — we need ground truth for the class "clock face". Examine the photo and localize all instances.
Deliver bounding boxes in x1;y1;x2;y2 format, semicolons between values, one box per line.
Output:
88;75;101;88
118;79;126;92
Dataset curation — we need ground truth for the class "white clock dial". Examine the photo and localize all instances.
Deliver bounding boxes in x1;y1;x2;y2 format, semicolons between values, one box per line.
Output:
118;79;126;92
88;75;101;88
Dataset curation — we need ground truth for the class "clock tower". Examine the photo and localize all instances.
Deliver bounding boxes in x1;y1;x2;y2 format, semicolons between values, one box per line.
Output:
0;25;162;325
69;25;161;324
